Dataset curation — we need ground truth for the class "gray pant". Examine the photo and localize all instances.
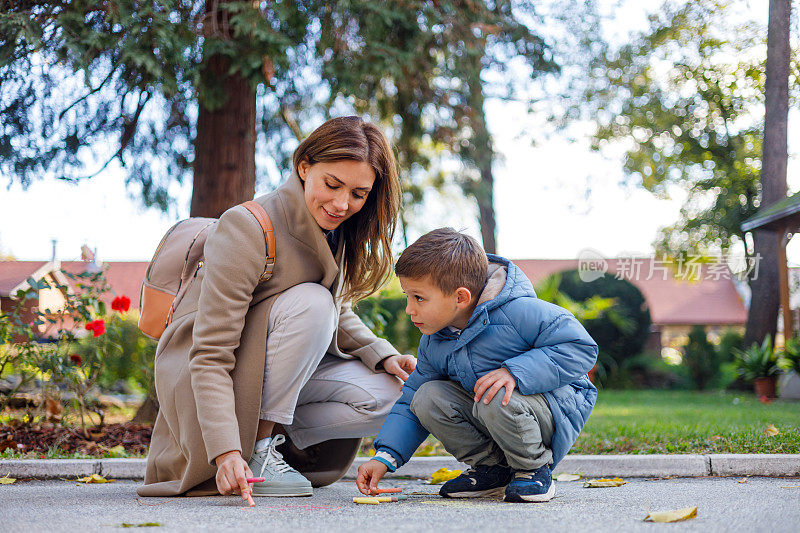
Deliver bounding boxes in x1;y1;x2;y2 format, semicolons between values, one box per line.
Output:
259;282;402;449
410;379;555;471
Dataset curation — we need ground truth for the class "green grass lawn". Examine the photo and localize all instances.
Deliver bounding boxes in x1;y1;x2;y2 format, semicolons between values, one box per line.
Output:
571;390;800;455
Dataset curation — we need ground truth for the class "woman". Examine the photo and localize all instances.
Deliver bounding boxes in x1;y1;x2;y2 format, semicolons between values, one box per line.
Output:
138;117;416;500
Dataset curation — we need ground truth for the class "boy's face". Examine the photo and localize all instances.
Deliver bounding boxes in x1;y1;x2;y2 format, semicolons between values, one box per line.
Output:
398;275;472;335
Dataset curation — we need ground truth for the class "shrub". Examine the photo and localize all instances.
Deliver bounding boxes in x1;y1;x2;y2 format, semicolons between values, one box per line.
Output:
0;269;147;433
354;284;421;356
554;271;652;369
734;335;780;382
716;330;744;364
682;325;720;390
600;351;686;389
72;311;156;394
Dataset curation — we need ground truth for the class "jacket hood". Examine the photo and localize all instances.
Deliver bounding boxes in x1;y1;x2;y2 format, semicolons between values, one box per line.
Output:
437;255;536;336
474;254;536;312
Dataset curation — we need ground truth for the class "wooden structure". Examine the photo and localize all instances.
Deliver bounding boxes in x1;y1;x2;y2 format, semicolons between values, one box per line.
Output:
742;191;800;339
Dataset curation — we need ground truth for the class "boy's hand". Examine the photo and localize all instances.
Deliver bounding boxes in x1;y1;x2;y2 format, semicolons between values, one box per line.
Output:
383;354;416;381
356;459;389;495
474;367;517;406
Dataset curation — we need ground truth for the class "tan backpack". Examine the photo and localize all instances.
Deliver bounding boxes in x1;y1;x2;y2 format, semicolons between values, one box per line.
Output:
138;201;275;340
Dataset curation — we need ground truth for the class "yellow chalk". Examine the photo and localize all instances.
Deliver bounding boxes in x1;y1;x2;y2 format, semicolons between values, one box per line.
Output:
353;497;381;505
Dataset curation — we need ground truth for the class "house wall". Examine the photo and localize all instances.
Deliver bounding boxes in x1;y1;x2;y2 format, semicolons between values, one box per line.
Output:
37;274;67;314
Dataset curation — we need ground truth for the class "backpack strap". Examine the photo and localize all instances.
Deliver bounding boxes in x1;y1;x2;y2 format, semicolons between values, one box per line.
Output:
241;200;276;282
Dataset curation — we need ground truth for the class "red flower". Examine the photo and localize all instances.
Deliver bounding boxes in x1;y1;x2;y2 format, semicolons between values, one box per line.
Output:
111;295;131;313
85;319;106;337
69;354;83;365
760;395;772;405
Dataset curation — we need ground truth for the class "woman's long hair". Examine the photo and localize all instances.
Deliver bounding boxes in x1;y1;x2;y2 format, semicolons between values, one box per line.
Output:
292;116;401;302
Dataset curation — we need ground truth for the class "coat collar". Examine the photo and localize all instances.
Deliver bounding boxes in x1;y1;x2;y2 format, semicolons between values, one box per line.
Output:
276;171;342;289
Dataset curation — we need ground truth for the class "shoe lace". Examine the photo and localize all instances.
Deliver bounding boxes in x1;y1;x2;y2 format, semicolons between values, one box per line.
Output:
258;434;294;476
514;472;534;480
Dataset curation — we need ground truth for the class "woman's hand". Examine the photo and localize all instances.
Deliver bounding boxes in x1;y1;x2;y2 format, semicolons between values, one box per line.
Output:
214;450;256;507
382;354;416;381
356;459;389;495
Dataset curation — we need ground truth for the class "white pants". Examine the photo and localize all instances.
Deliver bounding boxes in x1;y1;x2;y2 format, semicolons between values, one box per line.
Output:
259;283;402;449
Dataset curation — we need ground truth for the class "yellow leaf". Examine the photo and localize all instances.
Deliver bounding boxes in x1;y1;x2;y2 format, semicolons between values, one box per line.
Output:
644;506;698;523
429;468;462;484
367;449;376;457
416;445;436;457
763;424;779;436
555;473;581;482
105;445;127;458
76;474;114;483
0;475;16;485
583;477;628;488
738;477;748;484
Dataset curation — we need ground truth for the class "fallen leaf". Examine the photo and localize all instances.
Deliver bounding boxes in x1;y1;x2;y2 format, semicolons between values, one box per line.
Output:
0;439;17;453
763;424;779;436
738;477;748;484
121;523;163;528
555;473;582;482
104;444;128;458
644;506;698;523
76;474;114;483
583;477;628;488
429;467;462;484
0;475;16;485
44;397;63;421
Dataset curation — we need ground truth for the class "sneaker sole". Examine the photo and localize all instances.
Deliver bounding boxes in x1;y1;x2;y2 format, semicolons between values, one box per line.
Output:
504;482;556;503
252;484;313;497
442;486;507;498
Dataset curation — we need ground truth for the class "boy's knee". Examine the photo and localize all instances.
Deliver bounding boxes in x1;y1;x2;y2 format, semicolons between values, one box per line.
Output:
410;380;449;420
473;387;514;422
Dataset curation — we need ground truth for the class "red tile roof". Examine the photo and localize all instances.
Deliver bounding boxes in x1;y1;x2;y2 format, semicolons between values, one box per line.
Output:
0;261;49;296
513;258;747;326
61;261;149;309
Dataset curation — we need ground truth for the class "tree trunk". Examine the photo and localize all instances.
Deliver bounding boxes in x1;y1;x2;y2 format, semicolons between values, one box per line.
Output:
131;394;159;425
744;0;791;347
190;53;257;218
464;56;498;254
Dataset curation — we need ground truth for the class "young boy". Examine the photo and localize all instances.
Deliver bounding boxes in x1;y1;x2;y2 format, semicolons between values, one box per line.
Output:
357;228;598;502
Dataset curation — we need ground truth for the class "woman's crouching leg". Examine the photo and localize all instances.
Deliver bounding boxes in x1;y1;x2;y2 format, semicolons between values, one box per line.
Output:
259;283;337;424
279;355;402;486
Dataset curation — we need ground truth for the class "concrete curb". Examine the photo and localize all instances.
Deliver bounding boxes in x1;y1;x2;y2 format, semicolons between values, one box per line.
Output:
2;454;799;480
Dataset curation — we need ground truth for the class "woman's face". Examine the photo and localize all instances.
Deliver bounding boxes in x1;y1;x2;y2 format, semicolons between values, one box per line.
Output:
298;159;376;231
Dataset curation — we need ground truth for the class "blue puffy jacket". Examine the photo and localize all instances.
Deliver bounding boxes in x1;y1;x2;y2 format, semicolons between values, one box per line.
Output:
374;255;598;469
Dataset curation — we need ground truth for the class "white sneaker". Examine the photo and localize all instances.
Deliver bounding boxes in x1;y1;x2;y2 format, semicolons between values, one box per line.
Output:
248;434;313;497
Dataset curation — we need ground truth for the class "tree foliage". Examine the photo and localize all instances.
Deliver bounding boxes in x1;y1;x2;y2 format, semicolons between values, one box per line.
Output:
580;0;799;257
312;1;557;247
0;1;310;210
2;0;557;239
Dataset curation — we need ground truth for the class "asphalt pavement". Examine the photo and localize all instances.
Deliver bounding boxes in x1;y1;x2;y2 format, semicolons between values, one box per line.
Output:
2;476;799;532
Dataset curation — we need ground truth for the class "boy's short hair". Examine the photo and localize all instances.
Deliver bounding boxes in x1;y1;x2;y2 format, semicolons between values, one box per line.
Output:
395;228;488;298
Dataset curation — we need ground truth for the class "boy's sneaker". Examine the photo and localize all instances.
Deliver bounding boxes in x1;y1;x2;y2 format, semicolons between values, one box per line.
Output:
248;434;313;497
439;465;513;498
504;464;555;502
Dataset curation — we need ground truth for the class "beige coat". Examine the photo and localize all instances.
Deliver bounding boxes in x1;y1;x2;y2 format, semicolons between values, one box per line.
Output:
137;172;399;497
